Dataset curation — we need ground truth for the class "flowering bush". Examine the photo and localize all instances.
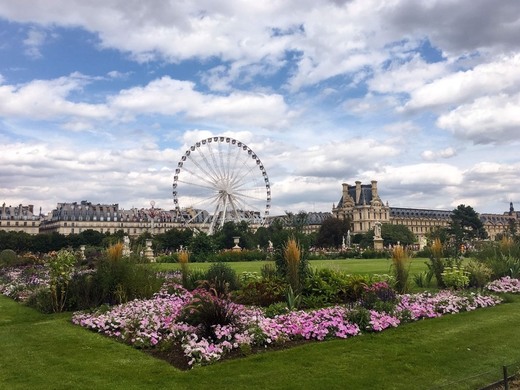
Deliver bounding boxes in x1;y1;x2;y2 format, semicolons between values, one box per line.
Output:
486;276;520;293
0;265;49;302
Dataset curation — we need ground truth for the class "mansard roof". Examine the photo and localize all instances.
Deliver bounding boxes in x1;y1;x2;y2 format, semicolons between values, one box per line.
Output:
306;212;333;224
338;183;375;207
390;207;452;219
480;213;514;225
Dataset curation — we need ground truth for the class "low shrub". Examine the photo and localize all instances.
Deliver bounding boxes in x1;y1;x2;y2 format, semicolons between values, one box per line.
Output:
0;249;18;267
413;271;432;288
263;301;289;318
466;260;492;288
441;266;469;290
66;257;163;309
185;269;207;291
204;262;240;295
232;278;286;306
25;287;54;314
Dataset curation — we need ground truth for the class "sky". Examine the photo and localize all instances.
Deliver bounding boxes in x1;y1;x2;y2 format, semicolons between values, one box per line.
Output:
1;0;520;218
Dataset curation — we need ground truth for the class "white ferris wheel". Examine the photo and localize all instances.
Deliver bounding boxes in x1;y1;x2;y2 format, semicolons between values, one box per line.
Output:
172;136;271;234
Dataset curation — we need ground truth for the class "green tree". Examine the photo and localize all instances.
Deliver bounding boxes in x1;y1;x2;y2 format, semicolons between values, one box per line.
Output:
381;223;416;246
315;217;351;248
449;205;488;252
155;228;193;252
427;226;449;243
77;229;105;247
189;232;216;261
213;221;254;250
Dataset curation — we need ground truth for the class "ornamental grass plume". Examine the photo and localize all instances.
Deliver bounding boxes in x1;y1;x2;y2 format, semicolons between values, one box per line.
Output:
499;236;514;255
429;238;445;288
391;245;410;294
107;243;124;262
431;238;443;259
284;237;302;293
178;250;189;288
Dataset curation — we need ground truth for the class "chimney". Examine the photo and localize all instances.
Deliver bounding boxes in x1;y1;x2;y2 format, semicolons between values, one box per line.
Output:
342;183;349;205
355;181;361;204
371;180;378;199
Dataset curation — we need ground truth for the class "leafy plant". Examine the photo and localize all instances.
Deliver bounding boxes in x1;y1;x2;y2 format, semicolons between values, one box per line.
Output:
204;262;240;296
441;266;469;289
413;271;432;288
232;278;286;306
426;238;446;288
0;249;18;267
285;285;301;311
465;260;492;288
179;291;236;341
47;249;77;312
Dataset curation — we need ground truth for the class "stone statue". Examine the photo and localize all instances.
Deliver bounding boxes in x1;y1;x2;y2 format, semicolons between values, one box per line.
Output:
374;222;382;239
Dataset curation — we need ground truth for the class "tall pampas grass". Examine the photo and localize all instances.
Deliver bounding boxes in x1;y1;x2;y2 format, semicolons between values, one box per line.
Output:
107;242;124;262
284;237;302;293
178;250;189;288
392;244;410;294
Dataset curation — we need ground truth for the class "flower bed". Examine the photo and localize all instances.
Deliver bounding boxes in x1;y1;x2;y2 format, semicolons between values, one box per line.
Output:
71;282;502;368
486;276;520;293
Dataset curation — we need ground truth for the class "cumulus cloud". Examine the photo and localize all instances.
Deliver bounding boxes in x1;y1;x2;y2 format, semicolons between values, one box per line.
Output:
369;55;449;94
0;74;112;121
110;76;295;128
421;147;457;161
286;138;399;178
383;0;520;56
437;93;520;144
403;54;520;111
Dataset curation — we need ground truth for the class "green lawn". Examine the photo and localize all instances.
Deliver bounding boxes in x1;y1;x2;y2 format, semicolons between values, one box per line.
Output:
152;257;430;276
1;293;519;389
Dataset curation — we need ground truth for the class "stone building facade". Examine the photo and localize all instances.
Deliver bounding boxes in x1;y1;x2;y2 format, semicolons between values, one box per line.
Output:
39;201;186;236
332;181;392;234
332;180;518;242
480;203;520;240
332;181;453;242
0;203;40;234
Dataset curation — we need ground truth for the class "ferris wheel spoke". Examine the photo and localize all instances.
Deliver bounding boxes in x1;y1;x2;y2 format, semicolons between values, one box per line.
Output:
230;194;263;215
176;167;219;191
228;150;253;185
193;143;222;183
206;141;225;180
186;153;220;185
230;163;262;190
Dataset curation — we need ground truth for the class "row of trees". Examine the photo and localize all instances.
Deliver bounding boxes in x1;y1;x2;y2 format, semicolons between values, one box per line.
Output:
1;204;513;257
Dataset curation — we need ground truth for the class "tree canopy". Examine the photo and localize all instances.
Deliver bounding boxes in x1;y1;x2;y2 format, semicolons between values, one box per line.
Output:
449;204;488;244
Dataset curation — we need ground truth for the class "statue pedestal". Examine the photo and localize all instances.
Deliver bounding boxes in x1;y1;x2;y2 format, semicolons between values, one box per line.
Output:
145;239;155;262
373;237;384;251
